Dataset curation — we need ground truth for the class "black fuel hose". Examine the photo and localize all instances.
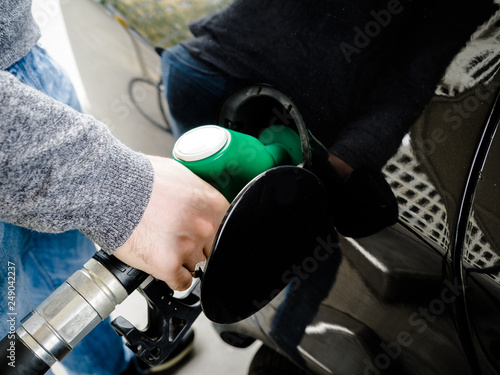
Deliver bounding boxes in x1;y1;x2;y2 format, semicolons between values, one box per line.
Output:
0;251;149;374
0;333;49;375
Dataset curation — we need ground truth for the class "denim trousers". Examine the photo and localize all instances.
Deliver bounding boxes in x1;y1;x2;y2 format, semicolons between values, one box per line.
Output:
161;44;244;139
0;45;130;375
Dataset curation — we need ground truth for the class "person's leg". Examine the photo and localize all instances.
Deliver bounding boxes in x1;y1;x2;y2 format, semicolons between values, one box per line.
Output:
6;45;82;112
269;227;342;365
0;224;37;345
161;44;243;138
2;44;131;375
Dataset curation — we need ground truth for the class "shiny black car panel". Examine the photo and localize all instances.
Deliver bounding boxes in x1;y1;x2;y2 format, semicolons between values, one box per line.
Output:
461;96;500;374
216;45;500;375
86;1;500;374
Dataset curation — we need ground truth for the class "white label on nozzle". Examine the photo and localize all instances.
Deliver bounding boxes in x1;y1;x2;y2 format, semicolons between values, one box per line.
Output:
173;125;230;162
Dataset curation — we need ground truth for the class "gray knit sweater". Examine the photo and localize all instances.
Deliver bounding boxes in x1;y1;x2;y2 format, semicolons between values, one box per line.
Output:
0;0;154;252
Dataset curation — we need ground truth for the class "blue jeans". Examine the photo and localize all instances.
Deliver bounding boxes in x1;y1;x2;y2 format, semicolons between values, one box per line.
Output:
0;45;130;375
161;44;243;139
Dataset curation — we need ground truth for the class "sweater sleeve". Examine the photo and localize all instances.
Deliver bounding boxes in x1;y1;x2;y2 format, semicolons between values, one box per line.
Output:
0;70;154;252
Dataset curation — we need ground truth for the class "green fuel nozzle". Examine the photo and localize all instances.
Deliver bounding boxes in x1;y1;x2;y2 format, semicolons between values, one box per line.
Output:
172;125;303;201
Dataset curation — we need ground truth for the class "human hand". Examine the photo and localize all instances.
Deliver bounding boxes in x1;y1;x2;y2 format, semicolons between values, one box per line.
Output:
327;153;354;181
113;156;229;291
313;152;397;238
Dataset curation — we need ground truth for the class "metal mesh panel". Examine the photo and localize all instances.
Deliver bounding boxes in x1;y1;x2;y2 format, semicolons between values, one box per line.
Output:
383;140;500;283
464;218;500;283
382;142;450;251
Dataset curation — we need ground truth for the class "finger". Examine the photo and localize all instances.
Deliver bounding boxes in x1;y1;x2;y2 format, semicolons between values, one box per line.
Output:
183;253;207;274
163;266;194;291
202;223;221;259
150;254;196;291
203;239;215;259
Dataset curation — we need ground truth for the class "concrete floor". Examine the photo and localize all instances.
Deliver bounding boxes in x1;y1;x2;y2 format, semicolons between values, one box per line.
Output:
34;0;260;373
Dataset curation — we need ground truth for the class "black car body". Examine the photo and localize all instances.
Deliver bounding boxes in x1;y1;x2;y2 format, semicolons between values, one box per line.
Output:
213;15;500;375
94;1;500;373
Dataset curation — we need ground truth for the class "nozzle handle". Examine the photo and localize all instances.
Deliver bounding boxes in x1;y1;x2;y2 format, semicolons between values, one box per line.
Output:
92;250;149;294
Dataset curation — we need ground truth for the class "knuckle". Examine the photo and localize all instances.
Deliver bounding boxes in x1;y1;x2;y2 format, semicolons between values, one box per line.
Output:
196;219;216;240
177;235;198;257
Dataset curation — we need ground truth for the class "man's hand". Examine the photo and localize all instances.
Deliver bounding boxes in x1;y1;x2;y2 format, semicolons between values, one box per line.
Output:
327;153;354;181
113;156;229;291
